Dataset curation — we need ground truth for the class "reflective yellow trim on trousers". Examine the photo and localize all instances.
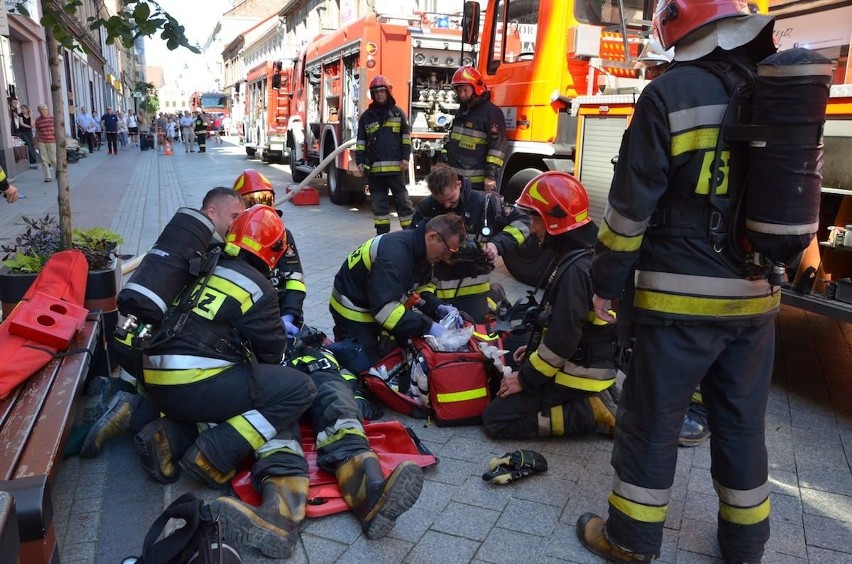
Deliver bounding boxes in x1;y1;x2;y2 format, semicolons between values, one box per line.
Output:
554;371;615;392
599;221;644;252
285;280;306;293
436;281;490;299
330;294;375;323
316;427;368;450
229;415;269;450
670;127;719;157
143;367;226;386
529;350;559;377
609;492;668;523
635;290;781;317
719;498;770;526
550;405;565;436
436;387;487;403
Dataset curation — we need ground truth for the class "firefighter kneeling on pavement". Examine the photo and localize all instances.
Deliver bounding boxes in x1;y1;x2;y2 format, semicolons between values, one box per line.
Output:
140;205;317;558
482;172;619;439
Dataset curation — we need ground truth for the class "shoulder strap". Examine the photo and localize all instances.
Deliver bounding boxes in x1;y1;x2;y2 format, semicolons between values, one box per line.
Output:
539;247;592;311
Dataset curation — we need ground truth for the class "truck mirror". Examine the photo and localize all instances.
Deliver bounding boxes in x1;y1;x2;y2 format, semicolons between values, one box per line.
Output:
462;1;480;45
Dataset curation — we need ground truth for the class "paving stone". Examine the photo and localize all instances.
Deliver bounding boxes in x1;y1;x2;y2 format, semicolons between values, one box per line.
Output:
300;533;348;564
766;519;808;559
302;511;363;543
686;466;717;496
475;527;548;563
771;492;804;525
405;530;480;563
803;512;852;552
762;550;808;563
543;522;603;564
769;468;801;498
431;501;500;541
800;488;852;523
494;498;561;537
682;490;717;524
453;475;513;512
59;540;96;562
387;506;436;543
676;517;721;559
337;535;414;564
796;455;852;496
508;474;572;508
414;479;458;513
65;511;100;544
807;546;852;563
427;455;481;486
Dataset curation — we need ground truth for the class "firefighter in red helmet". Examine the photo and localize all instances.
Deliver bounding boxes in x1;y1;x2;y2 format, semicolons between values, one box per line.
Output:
355;75;415;235
482;172;619;444
233;169;307;337
443;66;506;191
576;1;778;562
140;204;317;558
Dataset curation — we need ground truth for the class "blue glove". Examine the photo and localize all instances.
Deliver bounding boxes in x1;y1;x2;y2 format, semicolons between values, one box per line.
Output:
427;322;447;339
281;314;299;336
436;304;459;318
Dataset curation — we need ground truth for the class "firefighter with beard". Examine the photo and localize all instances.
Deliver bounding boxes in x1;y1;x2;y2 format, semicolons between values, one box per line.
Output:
576;2;780;561
481;172;618;440
142;205;317;559
444;66;507;191
356;75;415;235
233;169;306;337
410;163;530;322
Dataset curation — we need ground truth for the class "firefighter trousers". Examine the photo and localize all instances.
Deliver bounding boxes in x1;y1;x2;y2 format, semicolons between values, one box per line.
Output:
369;173;414;234
306;368;370;473
331;310;398;366
482;381;600;438
146;362;317;485
606;319;775;562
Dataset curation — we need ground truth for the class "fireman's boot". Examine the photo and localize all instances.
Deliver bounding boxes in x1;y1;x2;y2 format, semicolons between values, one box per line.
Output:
576;513;655;562
212;475;308;559
134;417;196;484
80;391;140;458
336;451;424;539
679;401;710;447
590;387;618;437
179;443;236;489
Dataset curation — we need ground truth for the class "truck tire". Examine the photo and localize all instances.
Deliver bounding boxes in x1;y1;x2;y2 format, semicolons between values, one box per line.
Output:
328;164;352;205
502;237;558;287
288;150;309;183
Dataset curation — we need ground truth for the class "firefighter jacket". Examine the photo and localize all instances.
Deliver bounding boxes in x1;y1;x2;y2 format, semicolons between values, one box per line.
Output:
519;240;617;395
410;177;530;299
142;254;286;386
269;228;306;324
193;114;208;133
591;57;780;325
355;97;411;175
331;222;439;339
445;92;507;186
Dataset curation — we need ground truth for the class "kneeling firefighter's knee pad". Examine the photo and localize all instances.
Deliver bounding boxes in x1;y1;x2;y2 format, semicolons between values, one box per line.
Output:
134;417;198;484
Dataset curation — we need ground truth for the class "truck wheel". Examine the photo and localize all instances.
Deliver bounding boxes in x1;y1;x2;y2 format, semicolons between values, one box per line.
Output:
245;147;256;157
289;150;309;182
328;164;352;205
502;238;558;287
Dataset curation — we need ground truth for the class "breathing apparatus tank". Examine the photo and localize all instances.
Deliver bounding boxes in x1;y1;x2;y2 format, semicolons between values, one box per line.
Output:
117;207;216;333
739;48;833;265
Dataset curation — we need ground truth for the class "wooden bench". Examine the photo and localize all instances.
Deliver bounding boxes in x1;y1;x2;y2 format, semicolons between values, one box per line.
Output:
0;315;105;564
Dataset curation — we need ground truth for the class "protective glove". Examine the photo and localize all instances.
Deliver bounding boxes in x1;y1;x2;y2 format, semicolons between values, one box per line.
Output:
281;314;299;336
482;449;548;485
436;304;459;318
426;322;447;339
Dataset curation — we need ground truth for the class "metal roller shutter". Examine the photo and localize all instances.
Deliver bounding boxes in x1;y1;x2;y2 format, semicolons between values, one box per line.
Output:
577;116;628;222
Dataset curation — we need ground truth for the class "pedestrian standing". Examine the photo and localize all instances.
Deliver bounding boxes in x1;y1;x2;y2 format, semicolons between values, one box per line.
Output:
35;104;56;182
117;111;129;148
575;2;780;562
127;111;139;146
76;106;96;153
101;107;119;154
194;109;208;153
179;110;195;152
355;75;415;235
17;105;38;167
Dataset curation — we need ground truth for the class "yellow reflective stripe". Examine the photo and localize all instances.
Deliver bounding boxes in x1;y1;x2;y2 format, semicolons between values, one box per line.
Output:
486;155;504;166
635;290;781;317
205;275;253;314
417;282;437;294
599;220;644;252
436;281;490;299
554;372;615;392
356;142;366;151
503;225;526;245
550;405;565;436
330;294;375;322
380;303;407;330
603;205;649;237
316;427;368;450
608;492;668;523
670;127;719;157
436;387;487;403
529;350;559;377
473;330;499;341
719;498;771;526
285;280;306;292
692;390;703;404
143;367;225;385
229;415;267;450
256;439;304;458
374;217;391;225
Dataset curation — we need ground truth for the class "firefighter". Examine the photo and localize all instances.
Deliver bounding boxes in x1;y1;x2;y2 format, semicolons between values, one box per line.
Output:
214;338;424;552
444;66;507;191
233;169;307;336
355;75;415;235
193;108;208;153
482;172;618;439
141;205;317;558
576;3;779;562
410;164;530;322
330;213;467;364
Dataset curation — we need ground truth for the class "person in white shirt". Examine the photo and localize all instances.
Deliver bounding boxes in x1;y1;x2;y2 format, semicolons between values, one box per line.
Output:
127;111;139;146
76;107;96;153
179;110;195;153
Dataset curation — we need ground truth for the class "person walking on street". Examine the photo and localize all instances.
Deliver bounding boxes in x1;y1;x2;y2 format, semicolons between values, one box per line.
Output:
0;165;20;202
101;107;119;154
17;105;38;167
575;3;780;562
34;104;56;183
444;66;507;191
355;75;415;235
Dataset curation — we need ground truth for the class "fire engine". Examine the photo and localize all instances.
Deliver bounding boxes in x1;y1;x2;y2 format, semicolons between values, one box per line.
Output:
287;12;470;205
190;91;230;121
243;61;293;163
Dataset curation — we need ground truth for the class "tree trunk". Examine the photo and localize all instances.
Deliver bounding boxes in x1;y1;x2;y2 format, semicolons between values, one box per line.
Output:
45;28;72;250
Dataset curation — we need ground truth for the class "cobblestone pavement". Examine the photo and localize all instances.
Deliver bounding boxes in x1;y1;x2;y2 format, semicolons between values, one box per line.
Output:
4;139;850;563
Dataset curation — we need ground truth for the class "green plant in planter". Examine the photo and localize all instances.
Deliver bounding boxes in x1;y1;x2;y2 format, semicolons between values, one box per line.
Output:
1;215;123;273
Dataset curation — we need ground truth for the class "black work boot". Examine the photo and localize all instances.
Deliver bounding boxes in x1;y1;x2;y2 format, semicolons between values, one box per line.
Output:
589;387;618;437
80;391;140;458
336;451;423;539
179;443;236;489
212;475;308;559
679;402;710;447
576;513;655;562
134;418;196;484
